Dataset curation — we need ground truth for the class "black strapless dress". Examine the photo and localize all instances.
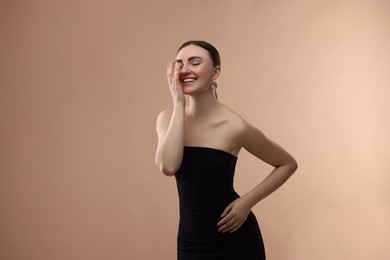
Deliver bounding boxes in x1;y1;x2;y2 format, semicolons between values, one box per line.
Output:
175;146;265;260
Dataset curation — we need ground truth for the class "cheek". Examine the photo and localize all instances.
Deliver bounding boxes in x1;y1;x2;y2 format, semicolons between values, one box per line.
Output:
196;66;214;80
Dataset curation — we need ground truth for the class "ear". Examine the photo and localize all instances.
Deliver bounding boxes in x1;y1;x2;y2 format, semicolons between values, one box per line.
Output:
212;66;221;81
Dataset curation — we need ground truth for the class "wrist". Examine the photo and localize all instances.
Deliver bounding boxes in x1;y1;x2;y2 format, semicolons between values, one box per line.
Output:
173;101;186;108
241;194;257;209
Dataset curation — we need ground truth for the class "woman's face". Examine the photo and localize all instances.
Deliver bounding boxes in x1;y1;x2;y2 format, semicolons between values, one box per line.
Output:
175;45;220;95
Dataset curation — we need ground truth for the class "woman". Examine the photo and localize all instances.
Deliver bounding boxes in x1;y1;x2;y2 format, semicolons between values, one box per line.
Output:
155;40;298;260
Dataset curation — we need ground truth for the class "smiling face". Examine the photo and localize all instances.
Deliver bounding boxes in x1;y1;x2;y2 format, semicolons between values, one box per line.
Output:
175;45;220;96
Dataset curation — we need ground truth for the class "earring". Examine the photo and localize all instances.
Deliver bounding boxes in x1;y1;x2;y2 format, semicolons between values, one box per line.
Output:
211;81;218;90
211;81;218;100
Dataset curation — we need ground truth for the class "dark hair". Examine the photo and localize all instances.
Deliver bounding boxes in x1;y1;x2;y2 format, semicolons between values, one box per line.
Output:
177;40;221;67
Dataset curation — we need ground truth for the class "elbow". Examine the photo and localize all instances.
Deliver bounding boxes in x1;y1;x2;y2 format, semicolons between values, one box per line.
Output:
290;159;298;174
159;163;179;176
161;167;177;177
155;152;181;177
279;158;298;177
155;158;178;177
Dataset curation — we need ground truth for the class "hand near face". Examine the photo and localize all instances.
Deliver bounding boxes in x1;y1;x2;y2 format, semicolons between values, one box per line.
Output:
167;61;185;106
217;197;251;233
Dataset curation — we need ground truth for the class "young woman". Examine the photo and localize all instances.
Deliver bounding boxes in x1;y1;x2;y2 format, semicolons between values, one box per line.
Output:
155;40;298;260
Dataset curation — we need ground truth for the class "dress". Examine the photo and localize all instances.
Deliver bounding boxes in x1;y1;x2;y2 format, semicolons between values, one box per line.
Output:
175;146;266;260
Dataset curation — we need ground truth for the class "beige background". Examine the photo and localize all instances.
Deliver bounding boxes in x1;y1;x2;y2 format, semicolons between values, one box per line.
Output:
1;0;389;259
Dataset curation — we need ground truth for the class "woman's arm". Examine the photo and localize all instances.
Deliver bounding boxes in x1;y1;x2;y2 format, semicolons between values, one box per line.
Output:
217;120;298;233
154;61;186;176
155;105;185;176
239;122;298;207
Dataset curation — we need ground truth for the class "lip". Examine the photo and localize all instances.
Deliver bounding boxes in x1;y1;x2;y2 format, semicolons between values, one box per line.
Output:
181;77;197;83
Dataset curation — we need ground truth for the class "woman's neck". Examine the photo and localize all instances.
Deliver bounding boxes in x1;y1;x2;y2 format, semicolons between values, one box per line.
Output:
186;91;219;118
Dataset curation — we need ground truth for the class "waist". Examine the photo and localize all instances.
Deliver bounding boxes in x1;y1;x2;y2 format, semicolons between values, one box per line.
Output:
178;187;239;213
178;179;235;197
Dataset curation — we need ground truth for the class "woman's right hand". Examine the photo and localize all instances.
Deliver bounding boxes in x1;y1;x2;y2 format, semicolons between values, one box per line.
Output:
167;61;185;106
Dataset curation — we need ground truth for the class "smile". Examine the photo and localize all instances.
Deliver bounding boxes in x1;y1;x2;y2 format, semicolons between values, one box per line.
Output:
182;77;197;83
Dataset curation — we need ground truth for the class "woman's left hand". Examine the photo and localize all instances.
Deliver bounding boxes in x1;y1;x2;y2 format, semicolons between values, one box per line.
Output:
217;197;252;233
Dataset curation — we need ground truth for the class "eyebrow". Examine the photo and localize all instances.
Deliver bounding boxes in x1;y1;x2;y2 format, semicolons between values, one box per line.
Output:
175;56;203;63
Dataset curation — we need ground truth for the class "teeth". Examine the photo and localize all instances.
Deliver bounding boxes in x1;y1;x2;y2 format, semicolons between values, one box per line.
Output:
183;78;195;83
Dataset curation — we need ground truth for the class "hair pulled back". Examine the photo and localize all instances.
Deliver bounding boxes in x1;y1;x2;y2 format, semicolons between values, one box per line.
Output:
177;40;221;67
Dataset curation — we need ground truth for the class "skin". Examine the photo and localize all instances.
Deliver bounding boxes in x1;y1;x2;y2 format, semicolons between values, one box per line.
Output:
155;44;298;234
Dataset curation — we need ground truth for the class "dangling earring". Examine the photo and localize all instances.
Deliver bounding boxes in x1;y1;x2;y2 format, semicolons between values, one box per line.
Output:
211;81;218;90
211;80;218;100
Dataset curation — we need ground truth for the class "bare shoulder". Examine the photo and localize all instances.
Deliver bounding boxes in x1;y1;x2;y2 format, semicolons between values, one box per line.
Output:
219;104;252;134
157;108;172;119
218;104;296;167
156;108;173;137
217;104;261;150
156;108;172;125
219;104;268;147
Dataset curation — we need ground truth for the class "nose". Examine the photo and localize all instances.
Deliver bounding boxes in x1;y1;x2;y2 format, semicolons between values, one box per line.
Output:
180;63;190;74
